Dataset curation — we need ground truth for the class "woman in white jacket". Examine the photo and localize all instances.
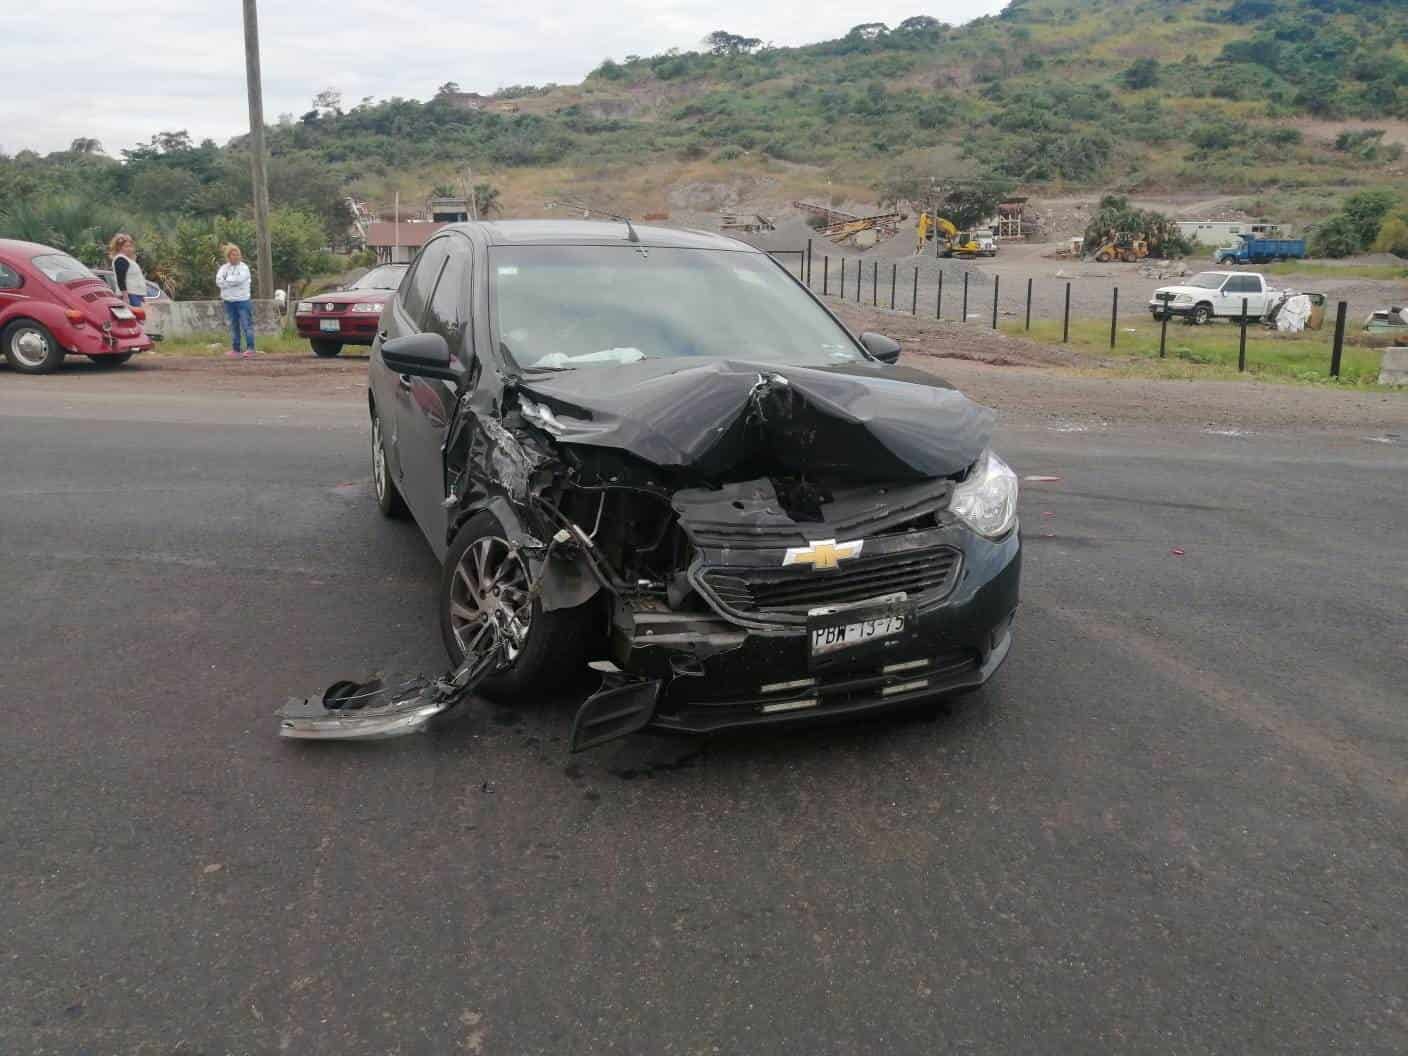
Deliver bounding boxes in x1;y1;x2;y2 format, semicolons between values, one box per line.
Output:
215;244;255;358
108;234;148;307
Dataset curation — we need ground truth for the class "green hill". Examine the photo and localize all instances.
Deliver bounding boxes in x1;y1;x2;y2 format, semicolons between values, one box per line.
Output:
2;0;1405;288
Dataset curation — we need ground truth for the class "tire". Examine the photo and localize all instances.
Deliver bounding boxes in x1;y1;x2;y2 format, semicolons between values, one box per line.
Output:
1191;304;1213;326
88;353;134;368
439;512;591;700
2;320;65;374
370;408;408;518
311;339;343;358
1096;251;1112;263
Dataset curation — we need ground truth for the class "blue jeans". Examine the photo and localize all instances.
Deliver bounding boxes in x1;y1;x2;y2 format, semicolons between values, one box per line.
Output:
224;299;255;351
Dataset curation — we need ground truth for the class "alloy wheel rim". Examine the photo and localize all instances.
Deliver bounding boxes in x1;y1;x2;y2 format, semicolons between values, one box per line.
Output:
371;417;388;501
449;536;532;662
11;328;49;368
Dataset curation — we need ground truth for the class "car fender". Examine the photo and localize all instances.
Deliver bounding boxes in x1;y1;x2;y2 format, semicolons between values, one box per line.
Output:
450;494;602;613
1;305;82;350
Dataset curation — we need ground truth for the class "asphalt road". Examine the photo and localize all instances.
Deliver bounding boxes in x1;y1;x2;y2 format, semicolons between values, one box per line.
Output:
2;378;1406;1054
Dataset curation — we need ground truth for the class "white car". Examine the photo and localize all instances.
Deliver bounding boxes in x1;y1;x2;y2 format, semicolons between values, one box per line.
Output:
1149;271;1273;325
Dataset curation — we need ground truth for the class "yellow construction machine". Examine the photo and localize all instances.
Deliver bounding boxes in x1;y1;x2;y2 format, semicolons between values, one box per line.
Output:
916;213;986;258
1091;236;1149;263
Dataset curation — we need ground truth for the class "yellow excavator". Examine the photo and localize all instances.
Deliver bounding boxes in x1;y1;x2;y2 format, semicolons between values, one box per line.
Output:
1091;235;1149;263
916;212;984;258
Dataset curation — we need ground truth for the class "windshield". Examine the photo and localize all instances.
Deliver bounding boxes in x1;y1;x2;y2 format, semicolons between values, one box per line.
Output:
350;265;407;291
1188;272;1228;289
491;246;862;370
32;253;94;283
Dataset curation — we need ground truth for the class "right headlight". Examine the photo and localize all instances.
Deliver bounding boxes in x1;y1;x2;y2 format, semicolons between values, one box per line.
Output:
949;449;1018;539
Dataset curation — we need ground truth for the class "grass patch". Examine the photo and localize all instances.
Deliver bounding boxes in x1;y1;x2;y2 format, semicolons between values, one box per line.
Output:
1263;261;1408;281
1009;317;1388;385
153;331;314;357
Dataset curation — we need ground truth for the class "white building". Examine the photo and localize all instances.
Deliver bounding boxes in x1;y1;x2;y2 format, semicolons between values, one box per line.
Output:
1177;219;1283;247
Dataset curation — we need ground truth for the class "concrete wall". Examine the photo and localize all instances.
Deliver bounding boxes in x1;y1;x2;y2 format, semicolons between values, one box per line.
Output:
1379;347;1408;386
145;299;282;340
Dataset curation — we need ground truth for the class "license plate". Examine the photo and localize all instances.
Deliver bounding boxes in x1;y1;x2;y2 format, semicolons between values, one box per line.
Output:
319;318;340;332
807;592;915;666
811;614;906;655
111;306;134;320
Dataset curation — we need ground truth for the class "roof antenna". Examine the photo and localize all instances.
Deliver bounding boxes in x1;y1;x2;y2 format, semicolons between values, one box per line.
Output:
545;197;639;242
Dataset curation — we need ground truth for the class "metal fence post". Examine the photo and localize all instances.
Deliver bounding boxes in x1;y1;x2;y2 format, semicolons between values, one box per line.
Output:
890;263;897;310
1159;293;1171;357
912;267;918;315
823;256;829;296
937;272;943;319
1025;277;1032;331
992;275;1000;329
1331;300;1347;378
962;272;969;321
872;261;878;306
1239;298;1248;372
856;259;861;301
806;239;813;286
839;258;845;301
1110;287;1119;349
1062;282;1071;343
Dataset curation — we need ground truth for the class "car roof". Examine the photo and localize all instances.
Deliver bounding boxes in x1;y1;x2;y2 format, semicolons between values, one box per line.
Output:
0;239;66;259
454;219;757;252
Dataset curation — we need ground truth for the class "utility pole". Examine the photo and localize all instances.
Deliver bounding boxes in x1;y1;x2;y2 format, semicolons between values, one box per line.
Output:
241;0;274;300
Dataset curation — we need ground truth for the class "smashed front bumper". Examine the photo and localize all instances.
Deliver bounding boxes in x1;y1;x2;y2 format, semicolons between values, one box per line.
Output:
614;528;1021;736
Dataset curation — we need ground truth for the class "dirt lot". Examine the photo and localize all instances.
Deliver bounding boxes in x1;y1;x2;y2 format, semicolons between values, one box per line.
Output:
13;329;1404;437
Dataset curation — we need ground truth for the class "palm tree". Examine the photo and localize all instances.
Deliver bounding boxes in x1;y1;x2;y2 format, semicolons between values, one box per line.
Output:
473;183;502;217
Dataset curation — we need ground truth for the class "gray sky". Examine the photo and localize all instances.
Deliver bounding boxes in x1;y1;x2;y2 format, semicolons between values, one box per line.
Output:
0;1;1005;156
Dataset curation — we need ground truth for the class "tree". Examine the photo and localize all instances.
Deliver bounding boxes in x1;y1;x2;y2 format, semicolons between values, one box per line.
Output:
1082;195;1191;257
436;82;461;97
1309;214;1361;258
1372;210;1408;258
1341;190;1397;248
430;183;460;198
897;15;943;33
1123;57;1160;90
704;31;763;55
472;182;502;217
69;138;103;155
848;22;889;41
312;88;343;116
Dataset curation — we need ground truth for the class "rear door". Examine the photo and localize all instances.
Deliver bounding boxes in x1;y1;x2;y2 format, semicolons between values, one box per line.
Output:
1223;274;1265;318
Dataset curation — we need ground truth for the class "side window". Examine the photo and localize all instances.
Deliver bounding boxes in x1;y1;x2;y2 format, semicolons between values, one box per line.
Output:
1227;276;1257;294
425;241;468;346
399;239;450;328
0;262;22;290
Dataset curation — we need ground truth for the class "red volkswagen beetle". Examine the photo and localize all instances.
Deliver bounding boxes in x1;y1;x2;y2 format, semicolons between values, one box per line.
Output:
293;263;408;357
0;239;153;373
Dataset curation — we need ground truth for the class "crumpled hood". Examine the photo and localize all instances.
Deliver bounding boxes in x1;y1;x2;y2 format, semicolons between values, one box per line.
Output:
514;358;993;481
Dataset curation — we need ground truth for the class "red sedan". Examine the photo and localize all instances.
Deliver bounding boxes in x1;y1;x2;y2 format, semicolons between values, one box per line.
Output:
294;263;408;357
0;239;153;374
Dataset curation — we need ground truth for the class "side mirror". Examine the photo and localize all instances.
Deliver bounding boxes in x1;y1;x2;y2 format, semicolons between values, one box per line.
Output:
860;331;901;364
381;332;457;381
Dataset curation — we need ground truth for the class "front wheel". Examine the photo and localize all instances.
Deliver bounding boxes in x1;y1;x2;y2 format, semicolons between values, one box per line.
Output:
370;410;408;518
2;320;65;374
88;353;134;368
311;339;343;358
1191;304;1213;326
439;512;590;700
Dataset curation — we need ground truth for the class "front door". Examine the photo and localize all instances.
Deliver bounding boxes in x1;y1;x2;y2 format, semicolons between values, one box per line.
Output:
395;237;471;559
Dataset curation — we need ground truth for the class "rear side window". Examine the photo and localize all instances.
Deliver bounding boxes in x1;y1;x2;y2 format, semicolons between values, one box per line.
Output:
30;253;91;283
399;240;451;327
0;262;21;290
1225;276;1259;294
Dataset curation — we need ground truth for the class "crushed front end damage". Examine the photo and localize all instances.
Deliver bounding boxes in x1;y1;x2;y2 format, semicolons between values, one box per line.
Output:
282;357;1018;750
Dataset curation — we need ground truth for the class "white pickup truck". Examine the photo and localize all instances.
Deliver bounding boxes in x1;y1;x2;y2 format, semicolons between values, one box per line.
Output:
1149;271;1275;325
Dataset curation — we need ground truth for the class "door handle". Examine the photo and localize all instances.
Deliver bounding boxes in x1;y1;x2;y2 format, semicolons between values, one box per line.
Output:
398;373;413;391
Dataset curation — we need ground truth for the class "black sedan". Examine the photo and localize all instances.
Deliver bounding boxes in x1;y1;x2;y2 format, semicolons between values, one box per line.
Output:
355;220;1020;751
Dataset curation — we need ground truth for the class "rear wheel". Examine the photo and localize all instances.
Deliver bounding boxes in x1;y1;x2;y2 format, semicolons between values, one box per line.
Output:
88;353;134;368
2;320;64;374
311;339;343;358
439;512;590;700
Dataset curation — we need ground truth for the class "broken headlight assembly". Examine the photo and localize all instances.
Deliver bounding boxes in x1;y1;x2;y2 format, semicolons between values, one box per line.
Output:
948;449;1018;539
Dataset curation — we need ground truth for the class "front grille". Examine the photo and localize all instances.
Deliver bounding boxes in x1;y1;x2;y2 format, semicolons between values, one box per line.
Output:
701;545;961;618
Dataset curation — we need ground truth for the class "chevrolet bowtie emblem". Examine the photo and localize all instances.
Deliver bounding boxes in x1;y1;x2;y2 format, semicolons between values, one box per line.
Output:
782;538;864;571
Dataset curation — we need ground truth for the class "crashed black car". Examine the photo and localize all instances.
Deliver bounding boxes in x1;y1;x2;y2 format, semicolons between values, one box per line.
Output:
348;220;1019;750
